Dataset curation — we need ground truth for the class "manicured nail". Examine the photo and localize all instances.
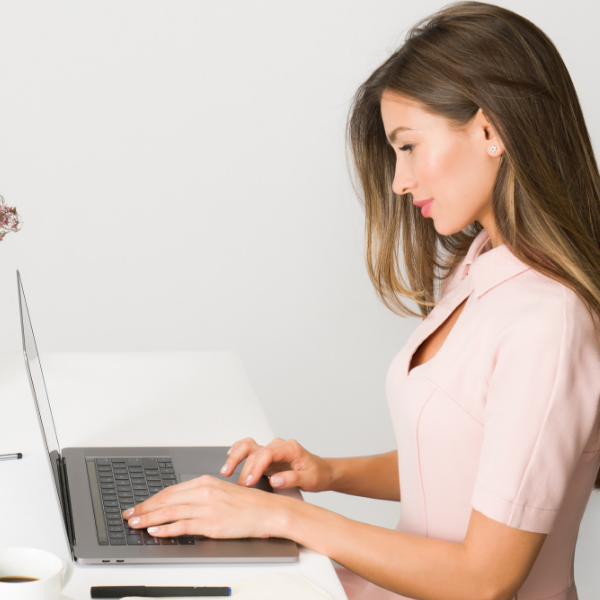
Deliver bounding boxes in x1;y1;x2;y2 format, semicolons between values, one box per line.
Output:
123;508;134;518
227;447;233;455
220;464;228;474
245;474;253;486
129;517;140;526
270;475;283;487
147;527;159;534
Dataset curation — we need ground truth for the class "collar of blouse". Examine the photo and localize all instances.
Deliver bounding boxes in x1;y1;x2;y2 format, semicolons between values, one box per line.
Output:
458;229;531;299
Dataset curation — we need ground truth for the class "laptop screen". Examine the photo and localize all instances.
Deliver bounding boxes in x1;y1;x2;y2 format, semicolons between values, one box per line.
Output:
17;271;64;511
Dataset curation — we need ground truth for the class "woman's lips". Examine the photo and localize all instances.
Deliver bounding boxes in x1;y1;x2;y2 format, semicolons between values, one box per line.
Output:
413;198;434;217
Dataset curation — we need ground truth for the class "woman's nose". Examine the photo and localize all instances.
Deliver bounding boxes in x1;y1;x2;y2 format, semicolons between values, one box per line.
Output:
392;164;417;196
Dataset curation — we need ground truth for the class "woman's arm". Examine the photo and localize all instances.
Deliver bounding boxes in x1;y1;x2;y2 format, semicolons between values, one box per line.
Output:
275;499;546;600
326;450;400;501
222;437;400;500
125;474;544;599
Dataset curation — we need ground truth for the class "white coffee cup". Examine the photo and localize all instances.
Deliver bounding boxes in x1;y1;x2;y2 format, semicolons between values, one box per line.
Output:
0;547;73;600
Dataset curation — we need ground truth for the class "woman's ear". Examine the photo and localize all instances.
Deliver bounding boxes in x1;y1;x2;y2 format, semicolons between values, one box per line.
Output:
476;108;504;158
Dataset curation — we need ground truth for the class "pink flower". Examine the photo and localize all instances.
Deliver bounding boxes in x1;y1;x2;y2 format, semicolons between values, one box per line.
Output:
0;195;22;241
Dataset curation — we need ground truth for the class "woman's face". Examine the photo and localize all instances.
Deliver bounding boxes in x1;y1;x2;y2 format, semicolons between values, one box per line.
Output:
380;91;503;244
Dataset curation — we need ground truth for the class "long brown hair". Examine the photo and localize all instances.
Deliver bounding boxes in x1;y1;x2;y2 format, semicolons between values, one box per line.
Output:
346;2;600;488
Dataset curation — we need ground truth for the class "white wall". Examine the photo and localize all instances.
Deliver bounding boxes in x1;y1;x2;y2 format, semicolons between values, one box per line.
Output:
0;0;598;595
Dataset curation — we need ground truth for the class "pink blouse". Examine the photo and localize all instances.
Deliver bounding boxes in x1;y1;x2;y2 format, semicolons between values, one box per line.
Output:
336;228;600;600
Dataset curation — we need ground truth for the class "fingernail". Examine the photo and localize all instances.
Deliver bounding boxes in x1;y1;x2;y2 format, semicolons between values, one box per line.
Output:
147;526;159;534
123;508;134;518
270;475;283;487
227;447;233;455
220;464;228;474
245;474;253;486
129;517;140;526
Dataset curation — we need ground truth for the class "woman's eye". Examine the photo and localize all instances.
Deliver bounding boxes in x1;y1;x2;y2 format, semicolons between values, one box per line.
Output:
399;144;415;152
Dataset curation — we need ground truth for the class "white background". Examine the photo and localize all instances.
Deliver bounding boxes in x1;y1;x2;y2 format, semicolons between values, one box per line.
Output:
0;0;599;595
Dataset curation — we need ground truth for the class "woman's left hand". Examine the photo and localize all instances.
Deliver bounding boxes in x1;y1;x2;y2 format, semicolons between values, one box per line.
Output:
121;475;286;539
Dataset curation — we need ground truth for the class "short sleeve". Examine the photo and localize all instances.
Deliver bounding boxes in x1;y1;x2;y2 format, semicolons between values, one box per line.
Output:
471;286;600;533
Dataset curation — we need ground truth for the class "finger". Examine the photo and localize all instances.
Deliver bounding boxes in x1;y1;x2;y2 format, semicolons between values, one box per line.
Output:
240;439;303;487
121;481;191;519
248;438;286;479
146;519;196;538
122;475;220;519
226;437;257;457
223;437;283;479
236;438;282;486
268;469;306;489
237;444;283;487
128;503;207;531
220;439;260;477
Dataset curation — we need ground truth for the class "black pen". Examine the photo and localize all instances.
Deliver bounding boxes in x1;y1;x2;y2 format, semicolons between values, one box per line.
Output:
91;585;231;598
0;453;22;461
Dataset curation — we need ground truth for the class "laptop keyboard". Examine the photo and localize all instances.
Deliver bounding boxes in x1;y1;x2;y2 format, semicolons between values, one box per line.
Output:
86;457;196;546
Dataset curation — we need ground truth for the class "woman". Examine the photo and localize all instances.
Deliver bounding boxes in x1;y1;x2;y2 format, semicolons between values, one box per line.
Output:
122;3;600;598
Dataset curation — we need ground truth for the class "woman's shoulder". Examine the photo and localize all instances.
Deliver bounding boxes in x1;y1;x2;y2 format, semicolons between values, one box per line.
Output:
498;266;592;317
440;242;599;334
488;269;600;355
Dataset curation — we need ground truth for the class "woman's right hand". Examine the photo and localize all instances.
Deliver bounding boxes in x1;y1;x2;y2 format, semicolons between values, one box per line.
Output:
219;437;333;493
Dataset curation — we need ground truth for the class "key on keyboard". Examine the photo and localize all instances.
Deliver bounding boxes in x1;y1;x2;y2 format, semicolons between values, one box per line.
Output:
88;456;179;545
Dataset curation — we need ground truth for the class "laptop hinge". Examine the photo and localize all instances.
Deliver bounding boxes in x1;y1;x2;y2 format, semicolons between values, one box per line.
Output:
56;456;76;549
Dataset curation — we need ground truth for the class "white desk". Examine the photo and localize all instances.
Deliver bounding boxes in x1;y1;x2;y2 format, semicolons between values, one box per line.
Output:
0;351;348;599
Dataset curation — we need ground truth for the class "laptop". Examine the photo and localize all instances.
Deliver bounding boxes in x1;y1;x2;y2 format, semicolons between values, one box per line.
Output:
17;270;299;564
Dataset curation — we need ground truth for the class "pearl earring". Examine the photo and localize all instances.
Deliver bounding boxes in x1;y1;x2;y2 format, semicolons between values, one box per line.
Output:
490;145;498;153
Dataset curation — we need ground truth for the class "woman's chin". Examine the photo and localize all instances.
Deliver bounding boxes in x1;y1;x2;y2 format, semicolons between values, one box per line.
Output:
432;219;472;237
431;221;454;236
